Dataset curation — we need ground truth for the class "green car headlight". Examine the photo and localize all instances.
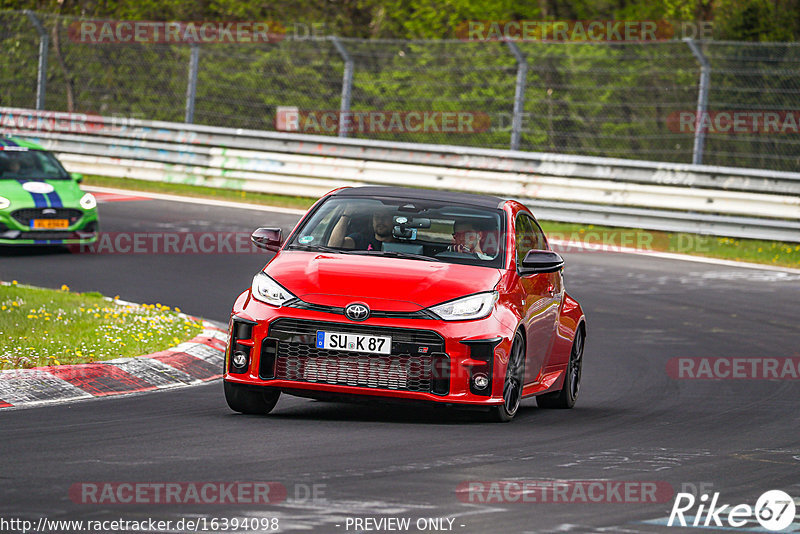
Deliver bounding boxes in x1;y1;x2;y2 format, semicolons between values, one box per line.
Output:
79;193;97;210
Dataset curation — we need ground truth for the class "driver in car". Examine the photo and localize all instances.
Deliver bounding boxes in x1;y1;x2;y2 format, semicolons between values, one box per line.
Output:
329;206;397;251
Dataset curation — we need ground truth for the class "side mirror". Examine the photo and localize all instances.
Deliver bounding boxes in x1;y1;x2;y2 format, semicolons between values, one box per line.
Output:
71;172;84;183
520;250;564;274
251;227;282;252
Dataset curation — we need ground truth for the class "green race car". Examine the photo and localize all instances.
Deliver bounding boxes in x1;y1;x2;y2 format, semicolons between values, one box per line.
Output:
0;136;98;245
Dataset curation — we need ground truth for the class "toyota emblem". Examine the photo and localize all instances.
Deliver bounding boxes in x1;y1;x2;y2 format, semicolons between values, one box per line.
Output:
345;303;370;321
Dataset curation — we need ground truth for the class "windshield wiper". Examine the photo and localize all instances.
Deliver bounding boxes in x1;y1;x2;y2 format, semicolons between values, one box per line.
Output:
288;244;356;254
356;250;441;262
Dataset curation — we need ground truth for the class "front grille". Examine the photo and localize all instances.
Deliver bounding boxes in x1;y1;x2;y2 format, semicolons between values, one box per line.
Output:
267;318;445;393
11;208;83;226
276;345;433;392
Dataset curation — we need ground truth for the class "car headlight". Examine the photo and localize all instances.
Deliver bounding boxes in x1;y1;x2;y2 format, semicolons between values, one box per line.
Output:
0;196;9;210
80;193;97;210
429;291;498;321
251;272;295;306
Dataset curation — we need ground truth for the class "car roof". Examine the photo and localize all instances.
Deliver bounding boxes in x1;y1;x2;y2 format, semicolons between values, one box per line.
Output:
331;186;507;209
0;136;45;150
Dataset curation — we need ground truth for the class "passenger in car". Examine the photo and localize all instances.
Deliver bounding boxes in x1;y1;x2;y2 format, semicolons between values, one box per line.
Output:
450;219;493;260
0;158;21;176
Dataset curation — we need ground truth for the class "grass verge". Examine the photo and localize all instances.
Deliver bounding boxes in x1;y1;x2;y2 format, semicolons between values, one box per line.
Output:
0;281;205;370
85;175;800;269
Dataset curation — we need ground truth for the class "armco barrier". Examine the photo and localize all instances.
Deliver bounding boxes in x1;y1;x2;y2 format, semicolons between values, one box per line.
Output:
2;107;799;242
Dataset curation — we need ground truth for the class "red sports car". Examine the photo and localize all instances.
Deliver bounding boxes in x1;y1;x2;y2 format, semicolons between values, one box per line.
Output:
224;186;586;421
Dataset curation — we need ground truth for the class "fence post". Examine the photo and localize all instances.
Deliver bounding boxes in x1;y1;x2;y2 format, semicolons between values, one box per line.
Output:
330;36;354;138
506;41;528;151
24;11;48;111
685;38;711;165
185;43;200;123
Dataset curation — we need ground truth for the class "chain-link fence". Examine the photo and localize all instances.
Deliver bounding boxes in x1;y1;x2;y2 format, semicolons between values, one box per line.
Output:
2;10;800;171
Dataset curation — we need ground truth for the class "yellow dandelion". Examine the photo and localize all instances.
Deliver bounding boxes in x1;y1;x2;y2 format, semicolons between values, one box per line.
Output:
61;284;69;291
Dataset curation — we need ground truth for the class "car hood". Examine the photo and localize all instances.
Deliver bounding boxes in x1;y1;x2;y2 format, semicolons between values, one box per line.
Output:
0;179;84;208
266;251;502;311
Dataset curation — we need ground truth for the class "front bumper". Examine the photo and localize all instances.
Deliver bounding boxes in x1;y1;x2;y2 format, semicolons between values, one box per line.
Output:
0;208;98;245
223;293;517;406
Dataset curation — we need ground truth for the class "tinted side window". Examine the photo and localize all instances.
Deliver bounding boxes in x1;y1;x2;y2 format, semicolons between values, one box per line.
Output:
515;214;534;265
516;214;547;267
530;217;548;251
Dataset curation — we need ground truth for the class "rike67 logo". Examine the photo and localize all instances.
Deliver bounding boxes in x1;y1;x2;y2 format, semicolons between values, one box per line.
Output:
668;489;796;531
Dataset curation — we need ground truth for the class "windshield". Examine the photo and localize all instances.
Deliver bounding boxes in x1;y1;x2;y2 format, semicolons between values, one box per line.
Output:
288;195;505;268
0;148;70;180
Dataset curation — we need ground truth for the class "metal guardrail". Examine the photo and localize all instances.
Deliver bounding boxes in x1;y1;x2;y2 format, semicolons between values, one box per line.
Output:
2;107;799;242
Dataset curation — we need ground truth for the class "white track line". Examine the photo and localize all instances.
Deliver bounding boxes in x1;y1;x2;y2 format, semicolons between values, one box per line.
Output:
85;185;800;274
549;239;800;274
83;185;307;215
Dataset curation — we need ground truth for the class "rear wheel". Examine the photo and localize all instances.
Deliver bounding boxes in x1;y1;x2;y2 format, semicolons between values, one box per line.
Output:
537;327;584;409
490;331;525;422
224;381;280;414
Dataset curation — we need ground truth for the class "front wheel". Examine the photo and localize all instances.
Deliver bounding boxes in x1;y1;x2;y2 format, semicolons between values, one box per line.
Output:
490;331;525;422
537;327;584;409
224;381;280;414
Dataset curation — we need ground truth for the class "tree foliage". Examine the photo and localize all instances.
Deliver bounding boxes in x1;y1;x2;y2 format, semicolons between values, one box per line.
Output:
2;0;799;41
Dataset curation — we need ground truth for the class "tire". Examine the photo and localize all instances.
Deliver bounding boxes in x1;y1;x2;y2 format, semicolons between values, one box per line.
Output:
537;326;584;409
224;381;280;415
490;331;526;422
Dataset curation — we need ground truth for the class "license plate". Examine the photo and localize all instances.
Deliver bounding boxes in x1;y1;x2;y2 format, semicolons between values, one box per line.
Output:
316;331;391;354
30;219;68;229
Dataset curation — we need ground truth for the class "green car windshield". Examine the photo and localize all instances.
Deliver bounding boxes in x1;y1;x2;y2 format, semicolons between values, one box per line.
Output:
0;149;70;180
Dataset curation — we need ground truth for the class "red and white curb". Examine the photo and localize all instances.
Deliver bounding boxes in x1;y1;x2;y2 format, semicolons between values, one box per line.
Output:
0;320;228;410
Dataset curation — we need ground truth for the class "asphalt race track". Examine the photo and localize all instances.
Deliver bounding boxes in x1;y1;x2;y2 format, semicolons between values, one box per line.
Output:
1;195;799;534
